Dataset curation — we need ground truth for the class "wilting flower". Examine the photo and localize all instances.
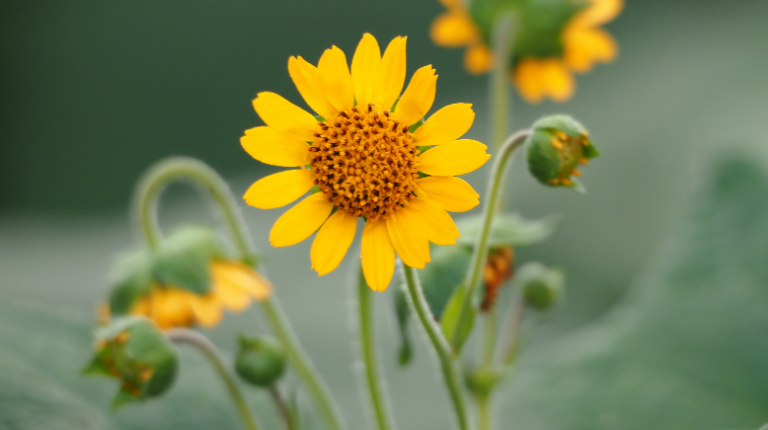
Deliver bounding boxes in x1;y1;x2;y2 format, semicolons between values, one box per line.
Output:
431;0;623;103
480;246;514;312
108;226;271;329
241;33;490;291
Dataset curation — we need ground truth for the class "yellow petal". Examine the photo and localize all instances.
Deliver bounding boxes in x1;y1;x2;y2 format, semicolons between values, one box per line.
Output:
391;65;437;125
430;12;476;47
270;192;335;247
418;139;490;176
412;103;475;146
211;261;268;309
361;219;396;292
409;198;460;246
288;56;336;120
318;46;354;112
513;58;545;103
540;60;576;102
373;36;407;111
252;92;319;142
564;27;618;73
351;33;382;108
162;289;196;327
244;169;315;209
189;295;223;328
241;126;311;167
416;176;479;212
572;0;623;27
214;282;251;312
310;210;358;276
386;206;430;269
464;44;494;74
513;58;575;103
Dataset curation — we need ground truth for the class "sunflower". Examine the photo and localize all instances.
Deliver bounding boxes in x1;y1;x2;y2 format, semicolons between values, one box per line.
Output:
431;0;623;103
241;33;490;292
129;261;271;329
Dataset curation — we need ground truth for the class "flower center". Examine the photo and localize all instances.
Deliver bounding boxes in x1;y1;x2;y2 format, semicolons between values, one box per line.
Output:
310;105;419;221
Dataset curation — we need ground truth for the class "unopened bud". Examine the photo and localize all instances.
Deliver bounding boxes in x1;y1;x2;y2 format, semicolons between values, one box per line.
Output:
517;262;565;311
235;335;287;387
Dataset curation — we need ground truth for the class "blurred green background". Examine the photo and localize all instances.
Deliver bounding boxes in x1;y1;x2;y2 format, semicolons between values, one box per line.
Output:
1;0;768;429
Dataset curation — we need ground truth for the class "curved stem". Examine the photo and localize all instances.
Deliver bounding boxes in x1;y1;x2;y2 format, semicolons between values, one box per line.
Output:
133;157;346;430
167;329;261;430
269;385;297;430
490;13;516;150
401;264;472;430
357;267;396;430
451;130;530;352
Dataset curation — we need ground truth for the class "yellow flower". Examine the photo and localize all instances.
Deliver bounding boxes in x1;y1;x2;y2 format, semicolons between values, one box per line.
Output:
129;261;271;329
431;0;623;103
241;33;490;292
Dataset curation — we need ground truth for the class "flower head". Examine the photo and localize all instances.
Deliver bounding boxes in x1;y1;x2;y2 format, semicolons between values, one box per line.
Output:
108;226;271;329
242;33;490;291
431;0;623;103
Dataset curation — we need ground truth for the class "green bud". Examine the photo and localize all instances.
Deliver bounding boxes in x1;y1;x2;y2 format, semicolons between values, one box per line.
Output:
463;364;503;400
83;317;178;408
526;115;599;191
517;262;565;311
235;335;287;387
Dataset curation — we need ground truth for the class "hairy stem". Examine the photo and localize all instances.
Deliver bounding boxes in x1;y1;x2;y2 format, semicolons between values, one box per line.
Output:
167;329;261;430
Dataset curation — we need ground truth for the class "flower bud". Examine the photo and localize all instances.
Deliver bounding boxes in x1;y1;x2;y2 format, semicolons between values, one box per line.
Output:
526;115;599;190
83;317;178;408
517;262;565;311
463;364;502;400
235;335;287;387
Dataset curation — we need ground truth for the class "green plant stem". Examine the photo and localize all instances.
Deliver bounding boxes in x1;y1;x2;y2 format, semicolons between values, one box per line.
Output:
401;264;472;430
501;298;527;366
134;157;346;430
451;130;530;352
357;267;395;430
269;385;297;430
167;329;261;430
482;312;496;367
490;13;515;150
477;396;491;430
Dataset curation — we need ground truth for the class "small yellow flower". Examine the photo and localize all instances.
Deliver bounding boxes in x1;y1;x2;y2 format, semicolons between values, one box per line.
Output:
431;0;623;103
130;261;271;329
241;33;490;292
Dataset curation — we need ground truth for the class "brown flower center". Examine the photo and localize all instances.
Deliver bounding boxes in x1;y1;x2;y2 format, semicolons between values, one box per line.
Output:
309;105;420;221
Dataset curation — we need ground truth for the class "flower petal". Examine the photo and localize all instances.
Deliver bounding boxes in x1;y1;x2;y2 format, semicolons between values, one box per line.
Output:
391;65;437;125
386;206;430;269
373;36;407;111
288;56;336;120
430;12;476;47
212;261;271;300
241;126;311;167
351;33;382;108
418;139;490;176
416;176;479;212
361;219;396;292
464;44;494;74
270;193;335;247
410;198;460;246
412;103;475;146
513;58;575;103
189;295;223;328
318;46;354;113
310;210;358;276
564;27;618;73
573;0;623;27
244;169;315;209
252;92;319;142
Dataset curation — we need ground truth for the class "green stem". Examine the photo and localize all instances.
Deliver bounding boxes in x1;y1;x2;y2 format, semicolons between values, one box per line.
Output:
269;385;297;430
502;298;526;366
490;13;515;150
451;130;530;352
357;267;395;430
482;312;496;367
167;329;261;430
134;157;346;430
477;395;491;430
401;264;472;430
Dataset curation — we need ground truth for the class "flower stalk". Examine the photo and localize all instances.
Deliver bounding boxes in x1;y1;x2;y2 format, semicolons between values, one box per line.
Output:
490;12;516;149
167;329;261;430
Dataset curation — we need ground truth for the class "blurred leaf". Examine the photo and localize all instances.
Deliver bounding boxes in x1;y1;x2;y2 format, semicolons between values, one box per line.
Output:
504;156;768;428
440;285;475;353
456;213;561;249
394;289;414;366
0;301;271;429
152;226;224;295
420;245;473;319
108;250;154;315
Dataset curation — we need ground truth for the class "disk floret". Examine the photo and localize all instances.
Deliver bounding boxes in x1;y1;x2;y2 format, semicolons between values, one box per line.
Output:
310;105;420;221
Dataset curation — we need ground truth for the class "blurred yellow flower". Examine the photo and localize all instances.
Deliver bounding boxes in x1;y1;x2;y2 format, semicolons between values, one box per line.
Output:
130;261;271;329
431;0;623;103
241;33;490;292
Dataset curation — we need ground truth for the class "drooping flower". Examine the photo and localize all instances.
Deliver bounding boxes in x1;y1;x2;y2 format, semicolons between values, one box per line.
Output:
430;0;623;103
241;33;490;292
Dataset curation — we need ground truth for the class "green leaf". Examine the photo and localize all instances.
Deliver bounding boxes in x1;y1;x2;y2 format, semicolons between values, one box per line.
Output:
394;289;414;366
456;213;561;248
152;226;224;295
503;156;768;428
108;250;154;315
440;285;475;353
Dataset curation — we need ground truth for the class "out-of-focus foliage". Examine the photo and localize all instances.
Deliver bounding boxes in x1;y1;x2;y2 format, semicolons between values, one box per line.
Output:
504;156;768;428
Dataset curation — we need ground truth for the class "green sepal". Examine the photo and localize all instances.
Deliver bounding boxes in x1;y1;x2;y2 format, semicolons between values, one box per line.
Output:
394;289;414;366
235;334;288;388
151;225;225;295
440;284;475;353
456;213;561;248
526;114;598;189
517;262;565;310
108;249;154;316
